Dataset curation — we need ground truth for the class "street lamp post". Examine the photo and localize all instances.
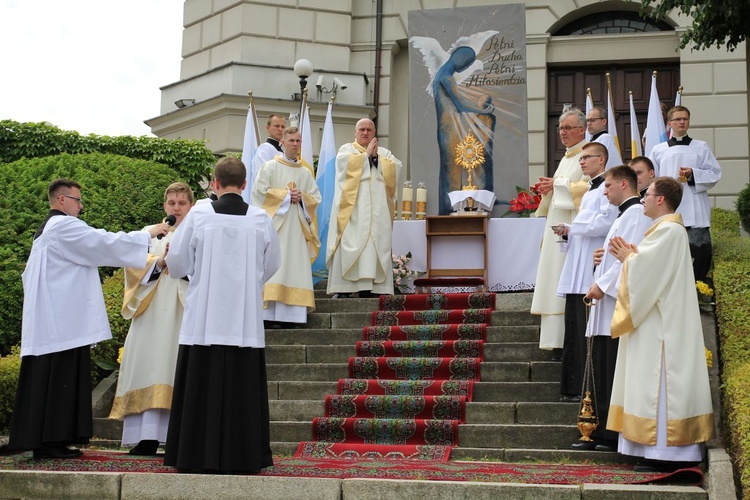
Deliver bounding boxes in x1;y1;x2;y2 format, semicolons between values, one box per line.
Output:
293;59;313;120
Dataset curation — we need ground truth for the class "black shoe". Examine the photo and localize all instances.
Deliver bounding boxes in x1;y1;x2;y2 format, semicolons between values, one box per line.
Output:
129;440;159;456
358;290;378;298
334;293;352;299
263;320;282;329
560;395;581;403
594;443;617;452
633;459;698;473
550;348;563;362
33;445;83;460
570;440;598;450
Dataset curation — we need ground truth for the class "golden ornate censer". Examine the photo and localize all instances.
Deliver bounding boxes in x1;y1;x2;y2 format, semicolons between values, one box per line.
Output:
577;297;599;441
455;134;485;210
577;391;598;441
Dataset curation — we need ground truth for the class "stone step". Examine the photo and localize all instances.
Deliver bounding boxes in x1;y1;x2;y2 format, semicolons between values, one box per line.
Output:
266;361;560;383
265;342;554;364
264;325;540;346
268;421;579;449
325;310;539;329
268;381;563;403
312;293;534;313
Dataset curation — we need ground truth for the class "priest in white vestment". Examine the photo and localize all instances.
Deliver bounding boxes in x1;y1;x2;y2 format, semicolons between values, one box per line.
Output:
608;177;715;472
555;142;617;402
532;108;589;351
164;157;281;474
326;118;402;297
109;182;194;456
649;106;721;282
575;166;651;452
9;179;169;460
253;127;321;325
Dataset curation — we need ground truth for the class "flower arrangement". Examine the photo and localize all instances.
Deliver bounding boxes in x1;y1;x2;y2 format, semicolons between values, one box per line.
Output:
392;252;419;294
696;280;714;305
503;185;542;218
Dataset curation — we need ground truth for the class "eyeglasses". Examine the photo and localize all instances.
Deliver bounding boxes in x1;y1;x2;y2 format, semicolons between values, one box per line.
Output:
579;155;602;162
669;117;690;122
62;194;83;205
586;118;603;123
557;125;583;132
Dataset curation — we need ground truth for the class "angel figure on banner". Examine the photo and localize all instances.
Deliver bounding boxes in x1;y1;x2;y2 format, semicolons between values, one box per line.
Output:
411;31;499;214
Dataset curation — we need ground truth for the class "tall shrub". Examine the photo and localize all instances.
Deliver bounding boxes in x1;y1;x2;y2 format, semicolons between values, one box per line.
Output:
0;153;184;354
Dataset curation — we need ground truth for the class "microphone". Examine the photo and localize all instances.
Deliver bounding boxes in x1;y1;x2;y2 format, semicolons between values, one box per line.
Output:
157;214;177;240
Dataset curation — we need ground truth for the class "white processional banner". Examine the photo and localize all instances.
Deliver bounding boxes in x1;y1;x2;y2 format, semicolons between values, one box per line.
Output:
408;4;529;216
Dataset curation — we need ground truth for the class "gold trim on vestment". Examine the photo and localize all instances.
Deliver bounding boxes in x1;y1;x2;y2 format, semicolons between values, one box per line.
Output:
564;143;586;158
263;283;316;309
607;405;714;445
261;188;289;217
109;384;173;419
570;180;589;211
610;255;634;338
122;253;160;319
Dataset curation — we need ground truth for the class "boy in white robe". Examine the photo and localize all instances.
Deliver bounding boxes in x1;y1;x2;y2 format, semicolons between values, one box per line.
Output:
164;157;281;474
8;179;169;460
109;182;194;455
608;177;715;472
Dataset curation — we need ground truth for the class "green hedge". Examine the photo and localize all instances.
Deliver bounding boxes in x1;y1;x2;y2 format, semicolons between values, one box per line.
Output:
0;120;214;195
0;347;21;434
712;208;750;496
0;152;185;354
91;270;130;383
737;183;750;235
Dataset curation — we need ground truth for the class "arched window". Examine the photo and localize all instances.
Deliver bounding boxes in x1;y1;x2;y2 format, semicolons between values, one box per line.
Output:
554;11;673;36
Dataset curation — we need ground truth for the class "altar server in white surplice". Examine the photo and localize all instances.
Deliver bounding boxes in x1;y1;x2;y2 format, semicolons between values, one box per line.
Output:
251;114;286;185
649;106;721;283
8;179;169;460
532;108;589;352
109;182;194;456
608;177;715;472
554;142;617;402
253;127;321;326
326;118;401;298
587;107;623;169
573;166;651;452
164;157;281;474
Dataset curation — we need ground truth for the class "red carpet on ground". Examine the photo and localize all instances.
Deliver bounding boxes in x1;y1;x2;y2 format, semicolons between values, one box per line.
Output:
324;395;467;422
371;309;491;326
356;340;484;359
296;293;493;460
362;324;487;341
0;450;705;486
336;379;474;401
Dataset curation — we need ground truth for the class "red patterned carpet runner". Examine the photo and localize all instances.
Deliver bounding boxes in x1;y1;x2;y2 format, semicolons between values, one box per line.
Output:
296;292;495;461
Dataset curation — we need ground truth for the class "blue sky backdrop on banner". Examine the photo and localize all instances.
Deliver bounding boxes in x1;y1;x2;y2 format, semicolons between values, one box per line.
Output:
0;1;182;137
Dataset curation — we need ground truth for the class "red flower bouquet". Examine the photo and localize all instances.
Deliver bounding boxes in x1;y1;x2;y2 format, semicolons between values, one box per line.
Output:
503;185;541;218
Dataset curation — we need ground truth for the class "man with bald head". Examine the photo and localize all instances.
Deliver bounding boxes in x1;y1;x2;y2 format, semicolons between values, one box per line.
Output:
326;118;402;298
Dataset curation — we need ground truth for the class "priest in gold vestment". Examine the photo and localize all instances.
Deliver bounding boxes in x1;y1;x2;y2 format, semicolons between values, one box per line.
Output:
326;118;401;297
531;109;589;351
608;177;714;471
253;127;321;324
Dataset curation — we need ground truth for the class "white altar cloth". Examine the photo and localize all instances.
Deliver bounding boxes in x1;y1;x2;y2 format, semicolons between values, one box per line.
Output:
392;218;546;292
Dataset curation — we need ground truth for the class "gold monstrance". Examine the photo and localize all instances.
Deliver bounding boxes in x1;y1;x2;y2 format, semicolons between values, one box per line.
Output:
455;134;485;210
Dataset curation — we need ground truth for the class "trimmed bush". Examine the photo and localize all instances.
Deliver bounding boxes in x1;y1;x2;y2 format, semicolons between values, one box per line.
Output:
0;153;185;354
91;270;129;384
0;120;213;195
0;346;21;434
737;183;750;235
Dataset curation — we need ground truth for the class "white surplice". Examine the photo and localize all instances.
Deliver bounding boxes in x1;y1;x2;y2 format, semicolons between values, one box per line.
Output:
21;215;150;357
165;201;281;348
649;138;721;228
592;132;623;169
557;176;617;296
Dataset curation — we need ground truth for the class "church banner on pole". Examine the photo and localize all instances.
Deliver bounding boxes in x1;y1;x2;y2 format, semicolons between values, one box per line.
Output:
408;4;528;216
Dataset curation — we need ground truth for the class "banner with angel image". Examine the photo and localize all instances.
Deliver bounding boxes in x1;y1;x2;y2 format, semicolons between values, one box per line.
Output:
408;4;529;215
